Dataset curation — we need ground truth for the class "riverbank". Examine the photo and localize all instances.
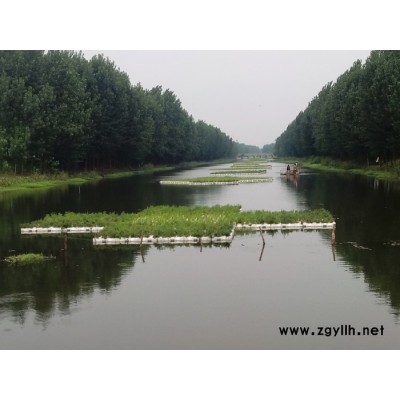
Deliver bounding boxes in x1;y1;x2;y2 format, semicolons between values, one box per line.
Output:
0;160;234;193
277;157;400;181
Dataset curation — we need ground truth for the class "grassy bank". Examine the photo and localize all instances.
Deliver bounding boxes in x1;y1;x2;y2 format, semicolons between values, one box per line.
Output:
22;205;334;238
0;167;174;192
0;160;234;193
276;157;400;181
0;172;88;192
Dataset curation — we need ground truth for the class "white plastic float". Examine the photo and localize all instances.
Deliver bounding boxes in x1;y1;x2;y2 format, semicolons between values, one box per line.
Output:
212;171;267;174
235;222;336;231
235;178;272;183
21;226;104;234
92;231;235;245
159;180;239;185
159;178;272;185
21;222;335;246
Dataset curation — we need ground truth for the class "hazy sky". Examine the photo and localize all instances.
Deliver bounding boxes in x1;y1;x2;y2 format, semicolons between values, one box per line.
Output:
82;50;370;148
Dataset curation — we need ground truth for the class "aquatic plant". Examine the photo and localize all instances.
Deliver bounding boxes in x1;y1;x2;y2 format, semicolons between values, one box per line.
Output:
100;205;241;238
22;205;334;240
236;209;334;224
22;211;118;228
4;253;53;265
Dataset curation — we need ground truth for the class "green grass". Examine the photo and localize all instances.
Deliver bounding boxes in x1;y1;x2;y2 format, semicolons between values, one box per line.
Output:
22;211;118;228
0;168;174;192
0;171;102;192
0;159;238;193
103;205;240;238
305;163;400;181
22;205;334;238
4;253;53;265
276;157;400;181
236;209;334;224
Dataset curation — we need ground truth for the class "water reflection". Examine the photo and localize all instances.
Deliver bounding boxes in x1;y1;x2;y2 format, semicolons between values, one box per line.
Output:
297;171;400;317
0;238;144;325
281;171;300;189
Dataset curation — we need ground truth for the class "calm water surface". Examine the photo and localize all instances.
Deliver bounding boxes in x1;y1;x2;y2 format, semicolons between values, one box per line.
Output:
1;163;399;349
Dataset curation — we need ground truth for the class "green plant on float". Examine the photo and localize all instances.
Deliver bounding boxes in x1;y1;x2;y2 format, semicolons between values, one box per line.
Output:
4;253;55;265
22;205;334;239
236;209;334;224
111;205;240;238
21;211;119;228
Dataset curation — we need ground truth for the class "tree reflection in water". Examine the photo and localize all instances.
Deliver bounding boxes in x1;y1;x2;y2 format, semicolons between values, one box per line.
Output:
0;237;144;324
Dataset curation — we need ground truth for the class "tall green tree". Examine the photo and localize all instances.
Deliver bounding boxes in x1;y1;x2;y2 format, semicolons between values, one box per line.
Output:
0;50;237;173
86;54;134;169
275;51;400;163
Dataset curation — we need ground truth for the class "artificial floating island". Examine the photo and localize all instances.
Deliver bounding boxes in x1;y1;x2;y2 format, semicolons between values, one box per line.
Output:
160;159;274;185
159;176;272;185
4;253;55;265
230;164;272;168
210;169;267;174
21;205;336;245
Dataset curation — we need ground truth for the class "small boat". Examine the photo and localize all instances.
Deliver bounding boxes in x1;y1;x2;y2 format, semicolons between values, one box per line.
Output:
281;163;300;175
280;169;300;176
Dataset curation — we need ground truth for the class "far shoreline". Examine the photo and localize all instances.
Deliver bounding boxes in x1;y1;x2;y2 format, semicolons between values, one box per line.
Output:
0;159;236;194
275;157;400;182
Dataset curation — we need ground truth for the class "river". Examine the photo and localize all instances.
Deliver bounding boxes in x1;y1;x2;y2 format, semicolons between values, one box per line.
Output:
0;162;399;349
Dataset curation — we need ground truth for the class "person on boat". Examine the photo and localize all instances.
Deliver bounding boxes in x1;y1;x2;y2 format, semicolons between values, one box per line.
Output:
286;164;291;173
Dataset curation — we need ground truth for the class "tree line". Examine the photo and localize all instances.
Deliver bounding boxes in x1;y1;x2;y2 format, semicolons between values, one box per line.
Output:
274;51;400;164
235;142;262;156
0;50;238;173
262;143;275;154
